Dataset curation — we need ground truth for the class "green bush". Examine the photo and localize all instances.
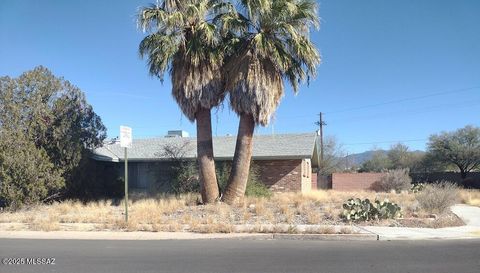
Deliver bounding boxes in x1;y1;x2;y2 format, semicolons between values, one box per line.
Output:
169;161;271;198
170;161;200;195
216;162;230;192
410;183;426;193
68;156;124;200
416;182;459;214
342;198;402;221
0;133;64;210
216;162;271;198
370;169;412;193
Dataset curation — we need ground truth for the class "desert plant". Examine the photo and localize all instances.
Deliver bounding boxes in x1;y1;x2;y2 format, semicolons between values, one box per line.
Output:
217;162;271;198
370;169;412;193
416;182;459;214
342;198;402;221
410;183;426;193
164;160;271;197
375;199;403;219
171;162;201;195
157;142;200;195
245;179;272;198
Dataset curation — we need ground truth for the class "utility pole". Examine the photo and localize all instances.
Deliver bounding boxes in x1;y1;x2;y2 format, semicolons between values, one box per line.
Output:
345;152;349;171
316;112;326;162
315;112;326;173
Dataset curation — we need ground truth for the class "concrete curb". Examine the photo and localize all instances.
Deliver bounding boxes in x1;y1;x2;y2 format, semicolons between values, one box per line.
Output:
0;231;378;241
272;233;378;241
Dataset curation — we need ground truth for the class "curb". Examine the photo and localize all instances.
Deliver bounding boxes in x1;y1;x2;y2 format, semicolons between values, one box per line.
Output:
272;233;378;241
0;231;378;241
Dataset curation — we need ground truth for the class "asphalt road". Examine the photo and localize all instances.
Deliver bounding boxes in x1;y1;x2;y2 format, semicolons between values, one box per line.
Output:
1;239;479;273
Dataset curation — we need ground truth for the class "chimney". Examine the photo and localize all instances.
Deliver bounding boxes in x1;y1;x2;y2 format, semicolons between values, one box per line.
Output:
165;130;189;138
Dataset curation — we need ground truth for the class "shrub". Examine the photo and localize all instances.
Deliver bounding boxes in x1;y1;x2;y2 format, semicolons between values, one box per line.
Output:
170;162;200;195
67;156;124;200
217;162;271;198
0;133;64;210
245;179;272;198
370;169;412;193
0;67;107;200
168;161;271;198
410;183;426;193
342;198;402;221
416;182;459;214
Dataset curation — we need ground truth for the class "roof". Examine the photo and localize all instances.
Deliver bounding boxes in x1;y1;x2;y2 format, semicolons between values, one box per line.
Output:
92;133;318;164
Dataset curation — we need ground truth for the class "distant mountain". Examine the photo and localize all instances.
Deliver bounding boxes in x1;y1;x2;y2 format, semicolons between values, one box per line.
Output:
343;150;424;167
343;150;386;167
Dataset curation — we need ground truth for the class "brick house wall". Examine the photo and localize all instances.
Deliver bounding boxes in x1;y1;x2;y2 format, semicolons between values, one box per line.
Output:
120;159;314;194
331;173;385;191
311;172;318;190
255;159;312;192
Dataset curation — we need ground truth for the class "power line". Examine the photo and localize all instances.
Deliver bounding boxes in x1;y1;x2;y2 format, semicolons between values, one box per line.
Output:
324;86;480;114
343;138;428;146
327;99;480;123
278;85;480;120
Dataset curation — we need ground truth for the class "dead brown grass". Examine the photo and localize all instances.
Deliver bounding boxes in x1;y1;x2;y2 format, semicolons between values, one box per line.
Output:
459;189;480;207
0;190;466;232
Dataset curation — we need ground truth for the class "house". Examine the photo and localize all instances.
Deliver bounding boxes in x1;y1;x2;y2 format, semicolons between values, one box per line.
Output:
92;132;320;193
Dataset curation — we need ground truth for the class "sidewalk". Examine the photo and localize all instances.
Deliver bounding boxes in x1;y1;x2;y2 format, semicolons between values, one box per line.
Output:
360;204;480;240
0;205;479;241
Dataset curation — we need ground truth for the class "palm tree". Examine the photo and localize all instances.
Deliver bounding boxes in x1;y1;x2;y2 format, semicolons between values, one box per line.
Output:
220;0;321;204
138;0;227;203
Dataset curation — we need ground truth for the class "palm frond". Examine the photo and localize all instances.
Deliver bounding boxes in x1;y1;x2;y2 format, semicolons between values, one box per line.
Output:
138;0;226;121
223;0;321;125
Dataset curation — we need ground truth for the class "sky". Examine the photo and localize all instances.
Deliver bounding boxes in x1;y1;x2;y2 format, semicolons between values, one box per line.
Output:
1;0;479;154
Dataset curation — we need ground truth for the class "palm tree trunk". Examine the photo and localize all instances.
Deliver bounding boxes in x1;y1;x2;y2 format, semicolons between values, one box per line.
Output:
223;113;255;204
196;107;219;203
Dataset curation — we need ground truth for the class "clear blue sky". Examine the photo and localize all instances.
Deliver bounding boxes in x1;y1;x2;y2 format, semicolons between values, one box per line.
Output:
1;0;479;153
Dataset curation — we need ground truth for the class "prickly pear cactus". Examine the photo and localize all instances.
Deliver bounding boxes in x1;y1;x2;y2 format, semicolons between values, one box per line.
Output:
374;199;402;219
342;198;402;222
410;183;425;193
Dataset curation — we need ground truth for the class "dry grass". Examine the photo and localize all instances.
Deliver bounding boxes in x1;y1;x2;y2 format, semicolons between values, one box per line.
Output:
416;183;459;214
0;190;467;232
398;212;464;228
312;226;335;234
459;189;480;207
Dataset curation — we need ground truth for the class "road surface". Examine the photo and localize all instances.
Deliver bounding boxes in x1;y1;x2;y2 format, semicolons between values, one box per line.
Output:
1;238;479;273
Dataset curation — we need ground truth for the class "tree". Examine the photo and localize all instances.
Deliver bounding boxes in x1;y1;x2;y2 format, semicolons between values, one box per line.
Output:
0;130;64;209
138;0;228;203
359;150;391;172
218;0;321;204
0;66;107;201
427;125;480;179
413;152;449;173
319;136;345;175
387;143;426;171
387;143;411;169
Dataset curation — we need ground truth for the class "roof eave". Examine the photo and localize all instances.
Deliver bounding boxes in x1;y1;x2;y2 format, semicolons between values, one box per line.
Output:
92;155;313;163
